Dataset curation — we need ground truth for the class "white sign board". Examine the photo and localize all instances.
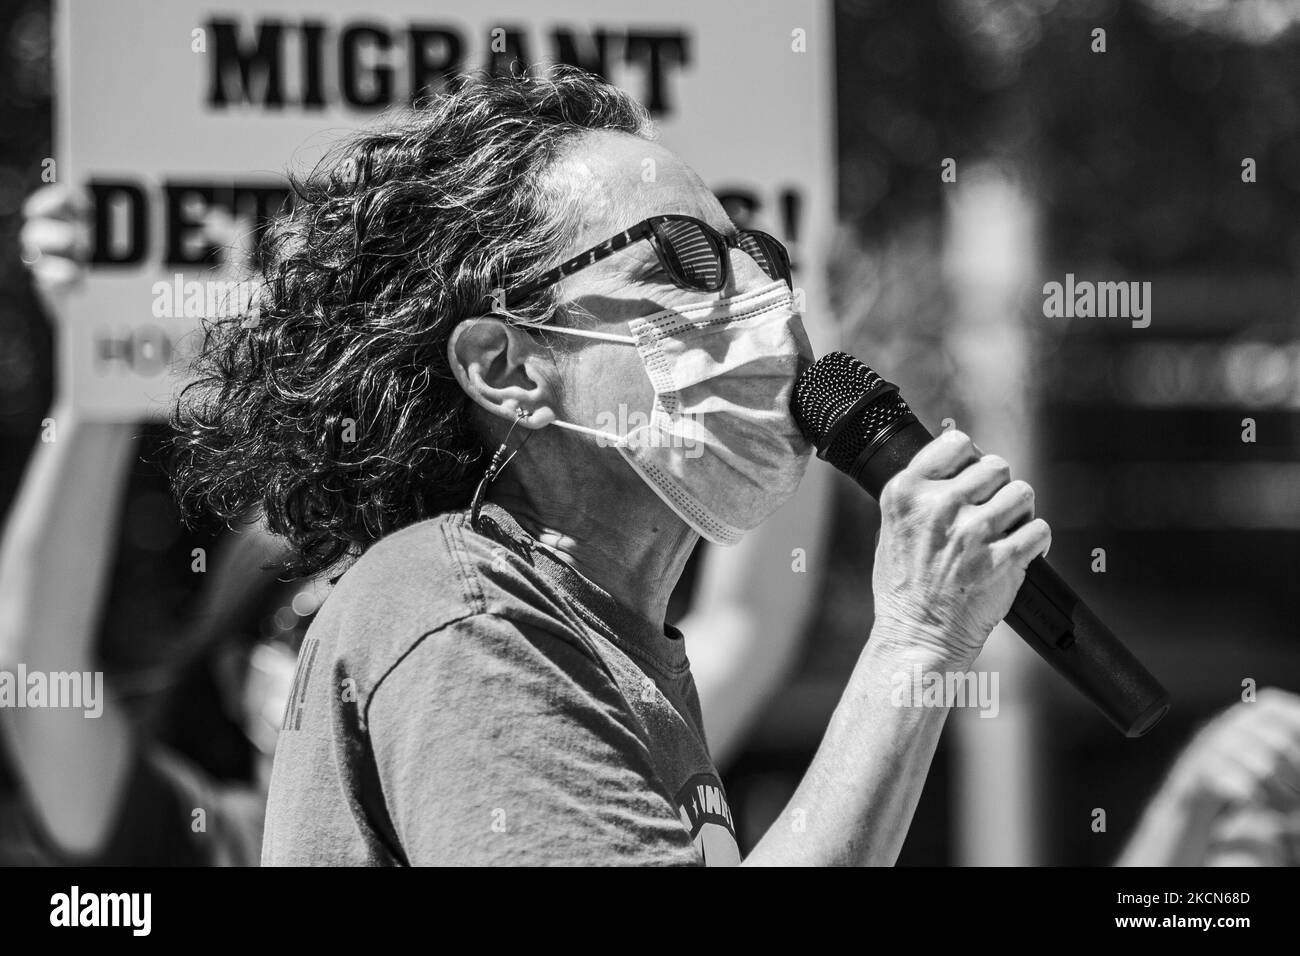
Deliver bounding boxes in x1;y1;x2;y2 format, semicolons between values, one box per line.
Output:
57;0;834;418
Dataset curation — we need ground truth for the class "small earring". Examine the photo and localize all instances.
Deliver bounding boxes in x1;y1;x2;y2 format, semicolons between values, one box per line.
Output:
470;407;532;527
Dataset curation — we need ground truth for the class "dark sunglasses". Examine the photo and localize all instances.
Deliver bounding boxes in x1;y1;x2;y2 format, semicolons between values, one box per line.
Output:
508;214;792;307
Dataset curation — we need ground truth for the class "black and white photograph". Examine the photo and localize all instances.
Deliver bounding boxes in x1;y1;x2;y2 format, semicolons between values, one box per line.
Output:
0;0;1296;929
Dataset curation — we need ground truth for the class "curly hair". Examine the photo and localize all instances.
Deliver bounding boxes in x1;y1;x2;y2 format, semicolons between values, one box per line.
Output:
169;67;654;578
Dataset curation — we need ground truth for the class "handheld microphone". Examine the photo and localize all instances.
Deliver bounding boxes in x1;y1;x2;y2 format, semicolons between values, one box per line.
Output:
792;351;1170;738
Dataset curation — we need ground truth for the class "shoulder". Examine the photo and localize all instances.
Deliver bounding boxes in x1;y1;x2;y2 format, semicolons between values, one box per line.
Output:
366;610;650;778
332;510;492;614
366;612;700;866
373;611;623;720
312;511;629;729
318;510;518;655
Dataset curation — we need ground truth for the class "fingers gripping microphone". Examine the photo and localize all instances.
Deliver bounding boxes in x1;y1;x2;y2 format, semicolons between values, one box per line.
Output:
792;352;1170;738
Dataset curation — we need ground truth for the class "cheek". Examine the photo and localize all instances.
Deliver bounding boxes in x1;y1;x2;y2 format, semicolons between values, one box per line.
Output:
562;345;652;425
791;316;816;364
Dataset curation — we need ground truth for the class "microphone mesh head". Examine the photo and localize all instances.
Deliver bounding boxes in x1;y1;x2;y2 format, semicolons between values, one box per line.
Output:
792;352;883;444
792;352;914;473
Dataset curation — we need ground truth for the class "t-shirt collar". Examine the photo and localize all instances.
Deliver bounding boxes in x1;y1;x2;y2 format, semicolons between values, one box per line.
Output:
470;502;689;677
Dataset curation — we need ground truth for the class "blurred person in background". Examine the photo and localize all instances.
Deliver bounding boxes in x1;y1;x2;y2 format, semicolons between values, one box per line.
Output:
1118;688;1300;867
0;185;323;866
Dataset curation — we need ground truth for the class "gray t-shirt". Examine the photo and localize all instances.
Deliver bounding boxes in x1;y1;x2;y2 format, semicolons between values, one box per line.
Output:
261;502;740;866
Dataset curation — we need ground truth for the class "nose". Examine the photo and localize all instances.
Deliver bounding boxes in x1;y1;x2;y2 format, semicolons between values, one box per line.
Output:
723;246;778;297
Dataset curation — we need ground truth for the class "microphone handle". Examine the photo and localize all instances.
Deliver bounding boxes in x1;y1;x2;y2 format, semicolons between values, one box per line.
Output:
845;417;1170;737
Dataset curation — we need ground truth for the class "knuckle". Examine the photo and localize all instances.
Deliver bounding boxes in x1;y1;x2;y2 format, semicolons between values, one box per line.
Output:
879;476;912;515
923;485;961;520
983;454;1011;478
887;466;917;492
954;509;988;542
880;472;903;501
1009;479;1035;504
937;429;971;451
950;430;974;451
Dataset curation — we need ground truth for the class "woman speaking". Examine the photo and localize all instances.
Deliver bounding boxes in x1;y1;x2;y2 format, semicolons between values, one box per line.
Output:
170;67;1051;866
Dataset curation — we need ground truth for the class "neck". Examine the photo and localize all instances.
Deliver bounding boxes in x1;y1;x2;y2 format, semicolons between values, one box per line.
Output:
488;458;698;628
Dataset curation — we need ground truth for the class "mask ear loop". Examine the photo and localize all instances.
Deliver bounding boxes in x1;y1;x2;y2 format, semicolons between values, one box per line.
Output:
470;407;533;530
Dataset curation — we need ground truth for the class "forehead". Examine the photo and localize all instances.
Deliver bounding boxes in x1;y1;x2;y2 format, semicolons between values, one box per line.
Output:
548;130;732;253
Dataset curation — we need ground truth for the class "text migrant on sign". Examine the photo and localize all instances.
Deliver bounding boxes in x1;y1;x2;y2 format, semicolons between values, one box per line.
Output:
204;19;691;116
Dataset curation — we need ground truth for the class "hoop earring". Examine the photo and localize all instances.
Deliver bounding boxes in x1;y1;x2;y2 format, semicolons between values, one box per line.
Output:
470;407;531;528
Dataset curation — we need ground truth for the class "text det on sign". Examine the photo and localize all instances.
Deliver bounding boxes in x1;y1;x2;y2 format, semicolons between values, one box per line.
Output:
58;0;831;419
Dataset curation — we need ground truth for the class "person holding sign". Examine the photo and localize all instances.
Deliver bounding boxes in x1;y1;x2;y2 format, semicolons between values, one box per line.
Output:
0;188;305;866
171;68;1050;866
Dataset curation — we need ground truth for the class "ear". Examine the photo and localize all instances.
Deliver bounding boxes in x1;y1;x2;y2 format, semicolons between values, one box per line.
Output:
446;314;558;430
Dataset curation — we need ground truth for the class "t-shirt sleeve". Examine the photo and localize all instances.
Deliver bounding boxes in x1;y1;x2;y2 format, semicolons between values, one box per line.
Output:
367;613;702;866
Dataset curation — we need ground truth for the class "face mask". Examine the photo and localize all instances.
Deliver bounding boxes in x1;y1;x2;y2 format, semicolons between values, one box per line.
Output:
531;279;813;545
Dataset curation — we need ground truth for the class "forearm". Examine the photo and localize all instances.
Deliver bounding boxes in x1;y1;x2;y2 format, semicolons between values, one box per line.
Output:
0;405;138;853
743;628;971;866
0;406;136;665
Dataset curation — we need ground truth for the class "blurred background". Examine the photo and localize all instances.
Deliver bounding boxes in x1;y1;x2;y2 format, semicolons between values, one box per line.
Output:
1;0;1298;865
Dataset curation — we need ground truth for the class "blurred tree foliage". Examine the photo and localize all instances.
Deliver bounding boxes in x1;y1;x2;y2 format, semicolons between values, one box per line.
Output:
837;0;1300;270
